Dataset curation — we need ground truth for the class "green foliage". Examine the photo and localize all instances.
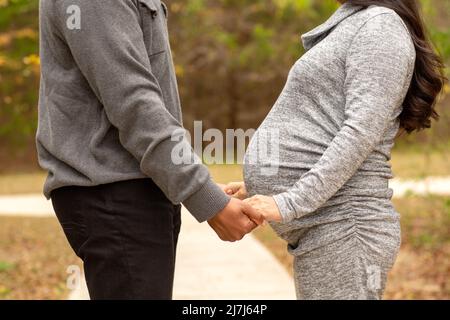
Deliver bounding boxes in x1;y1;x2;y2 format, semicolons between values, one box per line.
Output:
431;29;450;63
0;261;15;272
0;0;39;29
0;0;40;150
398;195;450;249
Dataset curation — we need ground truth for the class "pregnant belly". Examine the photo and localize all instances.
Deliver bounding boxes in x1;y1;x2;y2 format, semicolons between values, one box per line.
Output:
243;124;323;197
243;90;343;197
243;121;394;202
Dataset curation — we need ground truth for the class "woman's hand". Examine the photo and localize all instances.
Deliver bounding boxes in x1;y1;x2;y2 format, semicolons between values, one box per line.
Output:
223;181;248;200
244;195;282;222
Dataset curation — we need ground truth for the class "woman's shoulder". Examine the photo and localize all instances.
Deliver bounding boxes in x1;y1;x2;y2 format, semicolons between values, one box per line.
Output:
359;4;397;18
348;5;415;52
351;4;409;36
343;4;416;68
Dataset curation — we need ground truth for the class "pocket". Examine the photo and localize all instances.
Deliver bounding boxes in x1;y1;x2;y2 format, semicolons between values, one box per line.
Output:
160;1;169;19
138;0;169;56
60;221;89;259
138;0;159;20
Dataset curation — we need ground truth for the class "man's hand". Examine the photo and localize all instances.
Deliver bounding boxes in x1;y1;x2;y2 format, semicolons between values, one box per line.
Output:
244;195;282;222
208;198;264;242
222;181;248;200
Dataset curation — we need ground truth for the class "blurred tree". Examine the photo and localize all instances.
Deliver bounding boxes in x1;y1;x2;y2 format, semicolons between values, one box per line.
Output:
168;0;339;132
0;0;40;169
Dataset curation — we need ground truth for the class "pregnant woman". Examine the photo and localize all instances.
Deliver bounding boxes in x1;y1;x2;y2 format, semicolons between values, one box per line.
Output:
226;0;446;299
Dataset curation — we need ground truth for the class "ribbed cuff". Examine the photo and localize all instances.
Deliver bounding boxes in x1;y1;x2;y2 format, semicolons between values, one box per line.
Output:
272;192;296;223
183;178;231;223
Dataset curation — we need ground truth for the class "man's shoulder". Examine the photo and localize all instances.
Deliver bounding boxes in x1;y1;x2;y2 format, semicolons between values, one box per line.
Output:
41;0;141;32
45;0;139;14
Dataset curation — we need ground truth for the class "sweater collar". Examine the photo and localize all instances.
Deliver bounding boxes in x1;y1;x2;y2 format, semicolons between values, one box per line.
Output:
301;2;364;51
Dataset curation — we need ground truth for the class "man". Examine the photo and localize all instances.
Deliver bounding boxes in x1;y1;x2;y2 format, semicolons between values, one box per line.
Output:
37;0;263;299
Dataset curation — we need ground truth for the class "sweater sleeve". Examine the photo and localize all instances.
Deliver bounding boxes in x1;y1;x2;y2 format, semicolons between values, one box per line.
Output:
53;0;229;222
273;13;416;223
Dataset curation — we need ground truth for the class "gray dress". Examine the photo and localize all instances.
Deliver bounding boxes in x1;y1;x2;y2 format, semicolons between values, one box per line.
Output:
243;3;416;299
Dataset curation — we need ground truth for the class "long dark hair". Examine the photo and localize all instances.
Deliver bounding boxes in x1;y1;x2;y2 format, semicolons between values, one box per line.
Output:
347;0;447;133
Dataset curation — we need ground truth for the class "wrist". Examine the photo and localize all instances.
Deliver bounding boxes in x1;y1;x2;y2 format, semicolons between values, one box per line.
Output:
272;193;295;223
183;179;231;223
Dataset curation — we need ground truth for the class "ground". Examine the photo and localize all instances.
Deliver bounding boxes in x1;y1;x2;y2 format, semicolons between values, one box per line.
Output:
0;217;80;299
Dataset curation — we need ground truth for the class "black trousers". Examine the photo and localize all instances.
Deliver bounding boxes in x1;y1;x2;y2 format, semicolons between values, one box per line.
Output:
51;179;182;300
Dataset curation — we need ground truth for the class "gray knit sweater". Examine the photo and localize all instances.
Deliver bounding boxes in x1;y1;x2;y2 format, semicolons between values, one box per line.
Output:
244;3;416;227
37;0;230;222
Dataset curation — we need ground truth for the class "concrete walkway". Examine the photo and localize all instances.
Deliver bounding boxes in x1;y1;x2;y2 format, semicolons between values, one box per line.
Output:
0;176;448;300
0;194;54;217
390;176;450;197
174;212;294;299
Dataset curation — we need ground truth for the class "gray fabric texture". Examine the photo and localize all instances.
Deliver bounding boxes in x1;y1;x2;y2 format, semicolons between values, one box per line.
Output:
37;0;230;222
244;3;415;299
293;225;400;300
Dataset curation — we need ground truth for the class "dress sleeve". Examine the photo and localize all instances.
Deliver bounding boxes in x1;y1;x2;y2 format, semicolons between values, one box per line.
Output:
273;13;416;223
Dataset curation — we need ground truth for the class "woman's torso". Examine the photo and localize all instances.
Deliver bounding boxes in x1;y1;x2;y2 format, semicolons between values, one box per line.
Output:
243;5;404;252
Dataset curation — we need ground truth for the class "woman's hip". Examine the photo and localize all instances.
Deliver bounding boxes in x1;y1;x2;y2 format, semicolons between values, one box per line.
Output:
270;200;401;257
293;233;400;300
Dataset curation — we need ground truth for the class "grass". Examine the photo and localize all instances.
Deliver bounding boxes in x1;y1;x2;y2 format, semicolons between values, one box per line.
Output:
0;261;15;272
0;216;81;300
0;171;46;195
391;150;450;179
253;195;450;300
210;150;450;183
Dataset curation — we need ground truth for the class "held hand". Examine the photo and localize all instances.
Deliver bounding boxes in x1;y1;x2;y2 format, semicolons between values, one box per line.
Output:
243;195;282;222
208;198;264;242
223;181;248;200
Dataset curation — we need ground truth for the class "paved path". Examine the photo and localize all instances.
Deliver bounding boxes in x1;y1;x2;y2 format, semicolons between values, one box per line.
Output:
390;176;450;197
0;176;448;300
174;213;294;299
0;194;54;217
